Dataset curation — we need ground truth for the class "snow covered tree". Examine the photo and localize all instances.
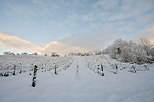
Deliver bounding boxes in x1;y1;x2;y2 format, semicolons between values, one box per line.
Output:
3;52;9;55
16;53;20;55
22;52;28;55
140;38;153;56
51;52;59;57
149;47;154;57
105;38;153;64
3;52;15;55
32;52;38;55
108;39;130;61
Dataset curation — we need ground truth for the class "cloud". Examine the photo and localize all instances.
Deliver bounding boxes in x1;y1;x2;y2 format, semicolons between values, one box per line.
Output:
0;33;38;50
93;0;121;11
0;33;89;55
90;0;154;26
61;29;119;50
0;31;120;56
36;41;89;56
1;25;154;56
65;0;154;38
1;0;153;41
127;26;154;43
106;0;154;21
3;1;37;17
140;26;154;41
0;0;154;55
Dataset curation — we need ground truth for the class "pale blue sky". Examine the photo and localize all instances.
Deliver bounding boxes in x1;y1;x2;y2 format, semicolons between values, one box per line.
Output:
0;0;154;55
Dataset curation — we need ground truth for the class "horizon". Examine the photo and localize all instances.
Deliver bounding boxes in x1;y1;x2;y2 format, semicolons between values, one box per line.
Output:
0;0;154;55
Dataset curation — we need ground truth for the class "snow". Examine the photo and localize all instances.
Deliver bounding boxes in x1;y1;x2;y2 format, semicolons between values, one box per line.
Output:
0;55;154;102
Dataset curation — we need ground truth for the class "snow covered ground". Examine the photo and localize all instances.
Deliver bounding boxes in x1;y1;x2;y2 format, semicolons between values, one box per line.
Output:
0;55;154;102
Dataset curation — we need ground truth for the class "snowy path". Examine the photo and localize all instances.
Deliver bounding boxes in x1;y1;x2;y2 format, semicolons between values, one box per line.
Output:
0;57;154;102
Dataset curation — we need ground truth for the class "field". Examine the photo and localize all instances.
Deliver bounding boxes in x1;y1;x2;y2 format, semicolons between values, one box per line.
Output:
0;55;154;102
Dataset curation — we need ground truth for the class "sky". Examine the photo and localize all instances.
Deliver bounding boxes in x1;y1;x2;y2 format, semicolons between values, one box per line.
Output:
0;0;154;55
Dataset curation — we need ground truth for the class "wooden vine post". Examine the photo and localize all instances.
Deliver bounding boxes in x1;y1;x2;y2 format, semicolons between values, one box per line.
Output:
32;65;38;87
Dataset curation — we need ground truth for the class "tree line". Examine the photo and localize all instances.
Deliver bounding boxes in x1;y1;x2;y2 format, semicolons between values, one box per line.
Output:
103;38;154;64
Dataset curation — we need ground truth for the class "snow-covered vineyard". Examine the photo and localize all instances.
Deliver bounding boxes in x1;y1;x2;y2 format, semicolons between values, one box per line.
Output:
0;55;154;102
0;55;74;77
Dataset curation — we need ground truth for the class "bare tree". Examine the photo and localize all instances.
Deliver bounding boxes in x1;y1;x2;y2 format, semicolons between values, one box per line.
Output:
44;53;47;56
